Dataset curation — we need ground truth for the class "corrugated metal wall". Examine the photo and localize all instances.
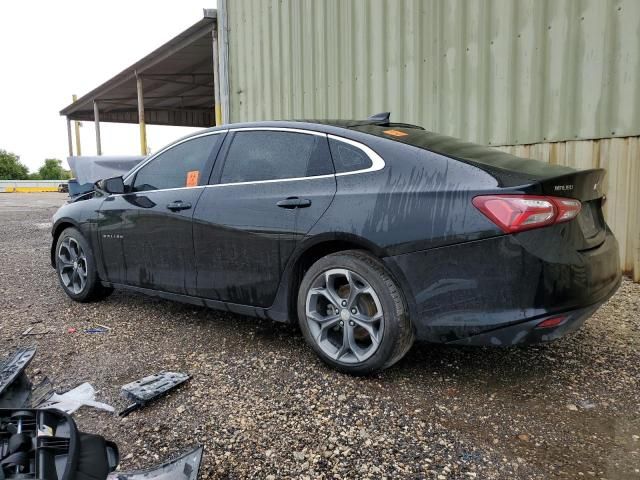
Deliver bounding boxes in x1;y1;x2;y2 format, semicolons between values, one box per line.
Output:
224;0;640;280
226;0;640;145
496;137;640;281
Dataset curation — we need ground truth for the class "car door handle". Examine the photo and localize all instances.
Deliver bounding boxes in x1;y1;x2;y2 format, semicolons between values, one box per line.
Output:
166;201;192;211
276;197;312;209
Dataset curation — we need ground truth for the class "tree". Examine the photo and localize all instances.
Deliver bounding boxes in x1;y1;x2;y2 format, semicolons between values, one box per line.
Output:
0;150;29;180
37;159;72;180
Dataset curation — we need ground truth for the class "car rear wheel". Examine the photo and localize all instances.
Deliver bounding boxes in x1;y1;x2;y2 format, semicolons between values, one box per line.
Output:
297;250;414;375
55;227;112;302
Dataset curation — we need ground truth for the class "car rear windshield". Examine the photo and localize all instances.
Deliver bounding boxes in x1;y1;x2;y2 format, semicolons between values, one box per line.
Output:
350;124;575;179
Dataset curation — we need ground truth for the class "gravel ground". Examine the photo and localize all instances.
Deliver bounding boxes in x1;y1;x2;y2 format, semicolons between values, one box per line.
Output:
0;193;638;480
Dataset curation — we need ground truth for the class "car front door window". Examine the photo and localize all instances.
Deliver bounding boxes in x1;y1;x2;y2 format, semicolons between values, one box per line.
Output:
133;135;220;192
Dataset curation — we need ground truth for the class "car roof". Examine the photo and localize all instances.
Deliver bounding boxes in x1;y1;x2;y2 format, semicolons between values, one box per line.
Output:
185;119;425;146
196;119;374;132
171;120;384;146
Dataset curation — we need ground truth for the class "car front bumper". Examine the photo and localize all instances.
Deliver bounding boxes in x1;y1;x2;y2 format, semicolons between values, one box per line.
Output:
384;227;622;345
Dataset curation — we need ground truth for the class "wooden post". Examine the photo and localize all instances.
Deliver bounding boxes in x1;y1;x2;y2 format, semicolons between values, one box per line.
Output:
93;101;102;155
66;117;73;156
135;72;148;155
72;94;82;156
212;28;222;126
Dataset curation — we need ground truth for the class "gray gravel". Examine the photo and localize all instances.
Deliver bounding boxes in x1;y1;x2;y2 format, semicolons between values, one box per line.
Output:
0;193;639;479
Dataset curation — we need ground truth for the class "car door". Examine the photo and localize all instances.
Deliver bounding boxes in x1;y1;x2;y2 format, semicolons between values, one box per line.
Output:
97;132;224;294
192;128;337;307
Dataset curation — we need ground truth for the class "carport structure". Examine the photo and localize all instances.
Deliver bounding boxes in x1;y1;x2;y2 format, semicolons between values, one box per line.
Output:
60;8;227;156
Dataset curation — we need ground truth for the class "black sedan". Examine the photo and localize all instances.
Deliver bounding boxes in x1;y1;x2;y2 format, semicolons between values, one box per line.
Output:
50;116;621;374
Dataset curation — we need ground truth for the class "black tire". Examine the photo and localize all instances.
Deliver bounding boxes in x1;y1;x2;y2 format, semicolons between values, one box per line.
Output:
297;250;414;375
55;227;113;302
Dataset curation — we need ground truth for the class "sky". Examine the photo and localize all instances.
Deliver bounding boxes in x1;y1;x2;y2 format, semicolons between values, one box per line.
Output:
0;1;215;172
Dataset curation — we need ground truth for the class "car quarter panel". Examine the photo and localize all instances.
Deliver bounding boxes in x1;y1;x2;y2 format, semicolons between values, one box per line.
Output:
308;135;503;256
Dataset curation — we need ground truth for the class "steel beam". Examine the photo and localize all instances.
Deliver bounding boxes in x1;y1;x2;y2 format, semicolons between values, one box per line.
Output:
66;117;73;156
212;28;222;126
66;108;214;128
135;72;148;155
141;73;212;77
72;95;82;156
100;94;213;102
218;0;230;124
138;75;213;89
93;101;102;155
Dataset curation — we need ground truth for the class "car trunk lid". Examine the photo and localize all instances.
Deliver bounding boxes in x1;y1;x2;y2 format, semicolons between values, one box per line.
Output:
533;169;607;250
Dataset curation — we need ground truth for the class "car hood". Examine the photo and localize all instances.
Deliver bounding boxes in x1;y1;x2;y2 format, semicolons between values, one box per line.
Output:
67;155;146;185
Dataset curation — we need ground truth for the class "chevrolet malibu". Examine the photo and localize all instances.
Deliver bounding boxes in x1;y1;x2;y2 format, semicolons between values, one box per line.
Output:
51;116;621;374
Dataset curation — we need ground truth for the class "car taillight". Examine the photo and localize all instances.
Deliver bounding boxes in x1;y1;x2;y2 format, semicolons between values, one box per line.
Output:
472;195;581;233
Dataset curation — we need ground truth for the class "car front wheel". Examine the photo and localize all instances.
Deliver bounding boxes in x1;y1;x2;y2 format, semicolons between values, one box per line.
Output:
297;250;414;375
55;227;112;302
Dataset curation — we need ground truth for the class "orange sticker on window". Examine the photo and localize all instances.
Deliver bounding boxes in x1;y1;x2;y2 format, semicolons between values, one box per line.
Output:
383;129;409;137
186;170;200;187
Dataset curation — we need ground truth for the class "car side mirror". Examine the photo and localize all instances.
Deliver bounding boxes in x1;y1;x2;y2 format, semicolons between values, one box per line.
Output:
98;176;125;194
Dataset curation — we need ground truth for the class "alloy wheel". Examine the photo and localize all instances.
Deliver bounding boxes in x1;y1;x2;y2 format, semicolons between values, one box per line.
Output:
58;237;88;295
305;268;384;364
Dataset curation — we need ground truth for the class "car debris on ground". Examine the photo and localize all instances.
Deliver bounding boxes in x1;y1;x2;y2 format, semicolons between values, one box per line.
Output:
0;407;119;480
84;325;111;334
38;382;115;414
0;347;37;409
119;372;190;417
21;326;53;336
0;347;202;480
0;405;203;480
107;445;204;480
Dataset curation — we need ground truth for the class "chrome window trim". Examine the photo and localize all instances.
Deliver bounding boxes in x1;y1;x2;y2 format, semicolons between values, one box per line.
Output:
205;132;384;188
326;134;385;176
228;126;326;137
206;173;335;189
119;185;206;195
112;126;385;195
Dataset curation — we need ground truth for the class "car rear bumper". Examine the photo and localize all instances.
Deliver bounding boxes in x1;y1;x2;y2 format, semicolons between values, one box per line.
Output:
384;227;622;344
446;302;607;346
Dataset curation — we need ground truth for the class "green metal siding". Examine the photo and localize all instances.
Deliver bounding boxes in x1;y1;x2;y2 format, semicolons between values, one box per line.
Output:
226;0;640;145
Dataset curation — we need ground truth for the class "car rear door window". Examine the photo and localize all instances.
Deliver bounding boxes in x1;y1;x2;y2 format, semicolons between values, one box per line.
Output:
133;135;221;192
219;131;333;184
328;138;373;173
